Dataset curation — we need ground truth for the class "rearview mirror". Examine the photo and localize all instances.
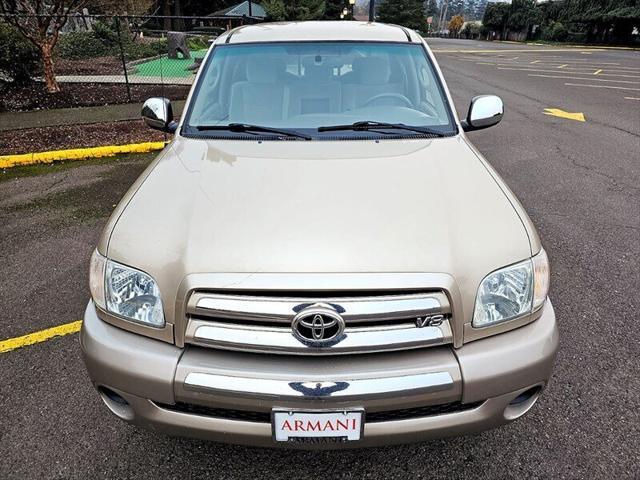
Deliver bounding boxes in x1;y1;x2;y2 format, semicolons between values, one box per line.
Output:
142;97;177;133
462;95;503;132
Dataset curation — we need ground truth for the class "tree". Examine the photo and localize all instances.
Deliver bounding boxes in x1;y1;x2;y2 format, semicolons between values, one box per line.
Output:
508;0;539;35
448;13;463;35
448;0;464;17
482;1;509;39
461;20;481;38
0;0;87;93
378;0;425;31
262;0;287;20
566;0;640;44
287;0;325;20
88;0;154;15
424;0;438;17
323;0;344;20
464;0;477;21
474;0;488;22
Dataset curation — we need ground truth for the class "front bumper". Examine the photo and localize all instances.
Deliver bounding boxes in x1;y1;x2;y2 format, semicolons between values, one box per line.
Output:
80;301;558;449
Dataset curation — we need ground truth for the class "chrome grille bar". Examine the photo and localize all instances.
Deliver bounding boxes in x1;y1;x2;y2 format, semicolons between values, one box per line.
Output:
189;292;449;324
185;291;452;355
187;321;452;355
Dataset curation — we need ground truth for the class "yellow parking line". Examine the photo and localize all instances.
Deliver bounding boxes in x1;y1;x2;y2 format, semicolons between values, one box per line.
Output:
0;320;82;354
624;96;640;100
594;69;603;75
497;67;639;78
564;83;640;91
543;108;586;122
431;48;606;54
528;74;639;84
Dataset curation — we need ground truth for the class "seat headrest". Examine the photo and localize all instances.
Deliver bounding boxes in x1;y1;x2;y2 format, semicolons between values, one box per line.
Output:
302;57;332;83
246;57;283;83
353;57;391;85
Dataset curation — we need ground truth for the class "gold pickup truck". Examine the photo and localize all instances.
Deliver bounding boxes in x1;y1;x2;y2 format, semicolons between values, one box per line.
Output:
81;21;558;449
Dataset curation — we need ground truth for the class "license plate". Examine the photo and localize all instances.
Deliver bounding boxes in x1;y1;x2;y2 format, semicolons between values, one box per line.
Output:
272;409;364;442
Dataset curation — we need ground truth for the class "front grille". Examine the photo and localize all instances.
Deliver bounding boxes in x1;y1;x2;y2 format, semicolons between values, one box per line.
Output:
158;402;271;423
366;401;483;423
184;291;453;355
156;400;484;424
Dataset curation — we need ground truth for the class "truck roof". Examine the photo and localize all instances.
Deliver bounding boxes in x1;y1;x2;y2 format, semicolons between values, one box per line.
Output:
217;21;421;45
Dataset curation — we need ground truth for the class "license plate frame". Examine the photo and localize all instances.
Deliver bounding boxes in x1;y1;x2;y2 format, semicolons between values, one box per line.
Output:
271;408;365;443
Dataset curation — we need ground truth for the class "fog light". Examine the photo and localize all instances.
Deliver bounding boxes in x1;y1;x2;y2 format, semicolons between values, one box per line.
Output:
509;386;542;406
98;386;134;420
503;385;543;420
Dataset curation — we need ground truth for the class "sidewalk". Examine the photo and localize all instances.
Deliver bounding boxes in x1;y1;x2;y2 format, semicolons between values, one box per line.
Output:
56;75;193;85
0;100;186;132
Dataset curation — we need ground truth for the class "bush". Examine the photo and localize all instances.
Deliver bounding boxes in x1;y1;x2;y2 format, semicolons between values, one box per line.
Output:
55;23;167;62
92;21;120;48
0;22;41;84
56;31;111;59
123;38;167;60
462;22;481;39
187;35;209;51
542;22;569;42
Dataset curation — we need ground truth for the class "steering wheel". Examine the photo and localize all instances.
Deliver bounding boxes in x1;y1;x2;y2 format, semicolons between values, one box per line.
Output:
363;93;413;108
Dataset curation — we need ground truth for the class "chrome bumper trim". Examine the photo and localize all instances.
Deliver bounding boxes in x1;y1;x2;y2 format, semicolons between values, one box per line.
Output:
183;371;454;399
189;321;452;355
190;292;448;324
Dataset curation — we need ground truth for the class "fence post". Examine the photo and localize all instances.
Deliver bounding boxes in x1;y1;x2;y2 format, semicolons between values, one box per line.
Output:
114;16;132;103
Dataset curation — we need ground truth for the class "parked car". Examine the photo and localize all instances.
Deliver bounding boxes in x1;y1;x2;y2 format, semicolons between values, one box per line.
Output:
81;21;558;448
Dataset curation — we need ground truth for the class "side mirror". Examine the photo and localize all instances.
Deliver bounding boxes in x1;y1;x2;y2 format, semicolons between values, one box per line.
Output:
142;97;177;133
461;95;503;132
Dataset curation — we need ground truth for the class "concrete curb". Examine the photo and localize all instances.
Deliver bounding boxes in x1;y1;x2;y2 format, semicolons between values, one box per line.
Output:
493;40;640;51
0;141;166;169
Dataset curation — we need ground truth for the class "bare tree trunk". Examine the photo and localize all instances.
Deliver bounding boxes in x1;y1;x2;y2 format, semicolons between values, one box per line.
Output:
163;0;172;31
40;42;60;93
174;0;184;31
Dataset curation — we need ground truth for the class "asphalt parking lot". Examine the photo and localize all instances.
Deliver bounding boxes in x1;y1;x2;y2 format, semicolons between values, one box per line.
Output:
1;38;639;479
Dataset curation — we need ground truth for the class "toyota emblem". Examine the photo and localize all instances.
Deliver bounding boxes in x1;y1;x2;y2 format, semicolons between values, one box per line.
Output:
291;304;346;346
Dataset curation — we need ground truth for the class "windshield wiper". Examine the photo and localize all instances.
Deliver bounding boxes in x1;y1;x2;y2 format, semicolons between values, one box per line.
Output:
317;121;447;137
196;123;312;140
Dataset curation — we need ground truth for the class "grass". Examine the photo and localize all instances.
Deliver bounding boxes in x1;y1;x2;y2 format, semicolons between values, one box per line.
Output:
3;152;156;223
132;49;207;78
0;152;156;183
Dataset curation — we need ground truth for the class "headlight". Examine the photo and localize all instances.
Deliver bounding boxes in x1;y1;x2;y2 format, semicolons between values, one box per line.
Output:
532;248;550;310
97;257;165;327
89;250;165;327
89;250;106;310
472;248;549;328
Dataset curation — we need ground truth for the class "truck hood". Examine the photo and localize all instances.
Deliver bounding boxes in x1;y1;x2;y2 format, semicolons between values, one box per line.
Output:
106;136;531;321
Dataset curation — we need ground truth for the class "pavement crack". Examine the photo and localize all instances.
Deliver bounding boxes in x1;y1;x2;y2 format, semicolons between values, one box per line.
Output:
535;210;639;231
553;145;640;193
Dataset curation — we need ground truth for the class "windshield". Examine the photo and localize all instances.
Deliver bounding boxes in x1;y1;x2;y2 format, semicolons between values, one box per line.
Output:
184;42;456;138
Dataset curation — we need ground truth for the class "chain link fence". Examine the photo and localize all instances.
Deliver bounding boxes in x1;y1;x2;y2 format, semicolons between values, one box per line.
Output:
0;14;261;113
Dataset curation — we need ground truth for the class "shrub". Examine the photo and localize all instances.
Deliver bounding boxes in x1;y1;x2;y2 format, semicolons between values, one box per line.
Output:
187;35;209;51
462;22;481;39
56;31;111;59
542;22;569;42
123;38;167;61
0;22;41;84
92;21;120;48
55;23;167;62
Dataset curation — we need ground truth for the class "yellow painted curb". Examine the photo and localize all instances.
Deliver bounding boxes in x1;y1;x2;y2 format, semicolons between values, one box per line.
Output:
0;320;82;354
0;141;166;169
